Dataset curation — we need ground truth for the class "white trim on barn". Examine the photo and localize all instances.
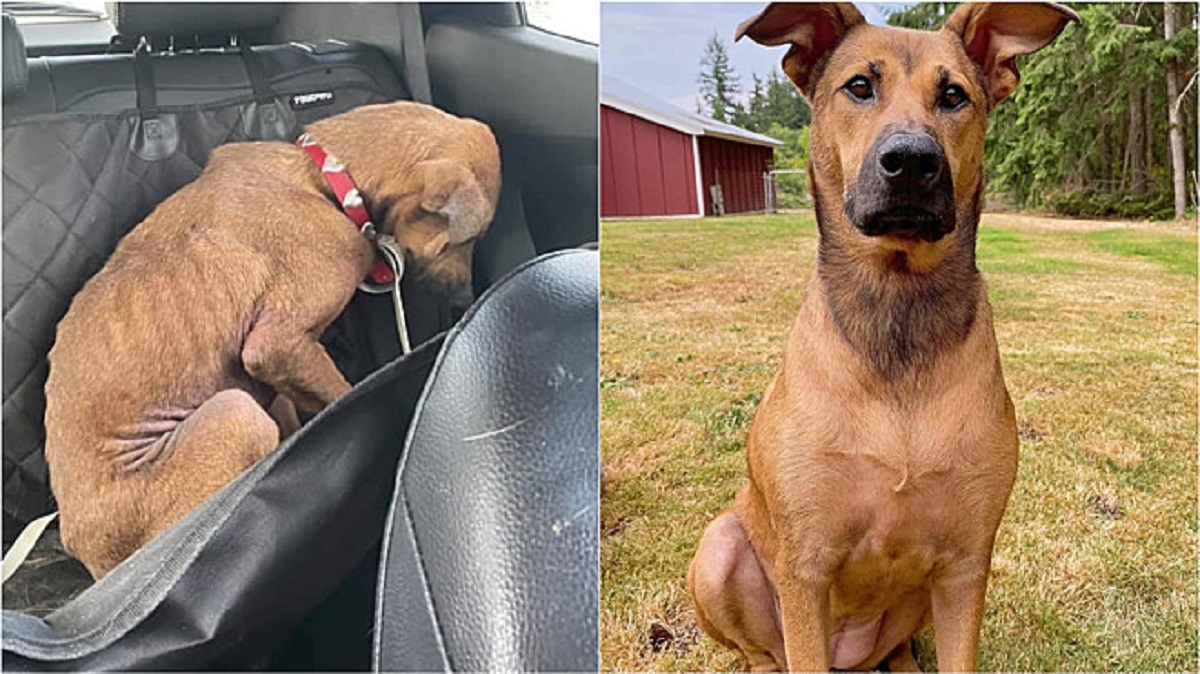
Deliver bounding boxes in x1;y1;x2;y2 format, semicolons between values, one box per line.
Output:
692;134;704;216
602;75;784;149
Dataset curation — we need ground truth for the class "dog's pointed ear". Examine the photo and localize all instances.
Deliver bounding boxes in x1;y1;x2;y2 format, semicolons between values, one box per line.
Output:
735;3;865;99
416;159;496;246
944;2;1079;106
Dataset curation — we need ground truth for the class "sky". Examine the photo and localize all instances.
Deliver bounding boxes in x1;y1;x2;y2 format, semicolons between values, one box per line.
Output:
601;3;909;111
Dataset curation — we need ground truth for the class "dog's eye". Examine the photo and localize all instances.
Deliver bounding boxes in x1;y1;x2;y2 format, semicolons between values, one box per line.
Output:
939;85;968;110
843;76;874;102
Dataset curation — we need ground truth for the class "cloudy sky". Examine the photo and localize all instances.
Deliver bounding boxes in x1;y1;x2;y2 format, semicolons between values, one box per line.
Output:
601;3;909;111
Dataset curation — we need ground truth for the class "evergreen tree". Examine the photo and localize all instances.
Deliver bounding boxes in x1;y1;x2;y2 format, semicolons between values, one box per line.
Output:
885;2;960;29
740;74;767;130
736;72;811;133
698;31;744;123
763;72;811;129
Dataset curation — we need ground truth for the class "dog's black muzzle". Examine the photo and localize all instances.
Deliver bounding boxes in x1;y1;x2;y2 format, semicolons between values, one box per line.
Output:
402;261;475;343
846;130;956;242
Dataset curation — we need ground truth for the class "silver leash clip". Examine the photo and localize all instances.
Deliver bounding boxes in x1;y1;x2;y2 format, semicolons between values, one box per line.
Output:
357;234;412;355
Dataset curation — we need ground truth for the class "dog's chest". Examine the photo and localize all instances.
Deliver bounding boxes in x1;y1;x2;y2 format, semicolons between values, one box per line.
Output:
776;416;1002;602
814;430;1012;612
824;458;951;608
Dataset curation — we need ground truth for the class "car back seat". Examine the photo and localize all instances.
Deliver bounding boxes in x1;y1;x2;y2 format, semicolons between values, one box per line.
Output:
2;8;598;668
2;4;410;533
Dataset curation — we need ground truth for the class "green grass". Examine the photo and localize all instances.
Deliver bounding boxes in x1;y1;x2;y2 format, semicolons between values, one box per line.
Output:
600;213;1198;672
1080;228;1199;277
977;226;1086;275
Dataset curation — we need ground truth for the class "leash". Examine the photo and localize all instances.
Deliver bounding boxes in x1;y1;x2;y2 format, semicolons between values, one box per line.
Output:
371;236;413;355
296;133;412;354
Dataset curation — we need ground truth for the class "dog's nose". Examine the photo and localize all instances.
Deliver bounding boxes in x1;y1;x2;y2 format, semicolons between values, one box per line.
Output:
877;133;944;191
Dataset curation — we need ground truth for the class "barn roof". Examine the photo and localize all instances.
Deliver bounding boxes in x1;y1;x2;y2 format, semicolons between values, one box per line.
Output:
602;75;784;149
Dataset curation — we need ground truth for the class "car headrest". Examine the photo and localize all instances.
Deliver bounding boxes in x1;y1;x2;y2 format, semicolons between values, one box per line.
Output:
2;14;27;100
113;2;283;43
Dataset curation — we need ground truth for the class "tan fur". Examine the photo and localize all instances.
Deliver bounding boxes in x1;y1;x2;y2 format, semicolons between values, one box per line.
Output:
45;101;500;579
691;4;1077;671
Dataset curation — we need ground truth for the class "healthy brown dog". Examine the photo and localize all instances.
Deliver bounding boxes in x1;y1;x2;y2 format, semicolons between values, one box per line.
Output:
688;4;1077;671
45;101;501;579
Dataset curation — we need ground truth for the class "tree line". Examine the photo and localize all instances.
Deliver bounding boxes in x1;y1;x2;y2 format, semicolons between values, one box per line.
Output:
697;3;1198;219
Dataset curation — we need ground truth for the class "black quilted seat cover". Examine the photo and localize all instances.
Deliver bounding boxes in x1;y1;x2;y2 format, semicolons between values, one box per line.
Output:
374;249;599;671
2;41;406;527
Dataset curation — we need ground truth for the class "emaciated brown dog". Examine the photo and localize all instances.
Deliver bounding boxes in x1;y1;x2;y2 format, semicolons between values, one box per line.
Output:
45;101;501;579
688;4;1077;671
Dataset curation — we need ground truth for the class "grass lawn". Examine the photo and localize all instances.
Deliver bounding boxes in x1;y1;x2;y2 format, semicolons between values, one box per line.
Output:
599;212;1198;672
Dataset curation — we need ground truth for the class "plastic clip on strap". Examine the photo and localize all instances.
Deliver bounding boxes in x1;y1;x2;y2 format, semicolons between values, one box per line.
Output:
130;37;178;161
240;43;296;140
133;37;156;120
358;235;412;355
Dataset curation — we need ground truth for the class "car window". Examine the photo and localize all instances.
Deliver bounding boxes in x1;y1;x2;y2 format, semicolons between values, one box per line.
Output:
524;0;597;45
3;0;107;24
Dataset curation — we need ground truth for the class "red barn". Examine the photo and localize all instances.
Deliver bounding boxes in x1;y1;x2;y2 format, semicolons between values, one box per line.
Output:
601;75;782;218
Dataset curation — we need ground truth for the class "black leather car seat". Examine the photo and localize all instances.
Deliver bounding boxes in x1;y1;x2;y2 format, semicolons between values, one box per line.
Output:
374;249;599;672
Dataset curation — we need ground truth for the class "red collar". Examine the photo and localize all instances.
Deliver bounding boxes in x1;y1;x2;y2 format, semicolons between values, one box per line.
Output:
296;133;396;285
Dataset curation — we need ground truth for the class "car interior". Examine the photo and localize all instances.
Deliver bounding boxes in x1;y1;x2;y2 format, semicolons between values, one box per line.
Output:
2;2;598;670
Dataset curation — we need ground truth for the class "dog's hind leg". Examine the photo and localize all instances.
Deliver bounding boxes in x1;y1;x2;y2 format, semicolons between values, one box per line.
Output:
884;639;921;672
82;389;280;578
689;511;785;672
143;389;279;533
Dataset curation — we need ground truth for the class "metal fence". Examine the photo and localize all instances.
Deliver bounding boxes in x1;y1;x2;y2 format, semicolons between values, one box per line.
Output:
764;169;810;213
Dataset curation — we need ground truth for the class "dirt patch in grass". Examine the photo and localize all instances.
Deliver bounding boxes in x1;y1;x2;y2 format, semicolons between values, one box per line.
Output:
981;211;1197;234
600;213;1197;672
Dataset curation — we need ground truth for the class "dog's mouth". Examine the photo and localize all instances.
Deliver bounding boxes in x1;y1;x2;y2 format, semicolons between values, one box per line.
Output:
857;206;952;243
845;129;958;245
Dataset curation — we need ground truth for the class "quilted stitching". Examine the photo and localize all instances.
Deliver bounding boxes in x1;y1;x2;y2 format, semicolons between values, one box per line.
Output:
3;87;392;525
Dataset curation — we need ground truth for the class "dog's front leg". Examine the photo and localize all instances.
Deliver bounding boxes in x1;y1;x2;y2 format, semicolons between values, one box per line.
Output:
242;275;360;413
774;560;831;672
930;557;990;672
243;325;351;414
268;394;302;439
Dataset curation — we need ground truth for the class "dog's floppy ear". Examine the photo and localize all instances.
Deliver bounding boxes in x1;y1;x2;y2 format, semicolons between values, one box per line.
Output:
944;2;1079;106
416;159;496;246
735;3;865;99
